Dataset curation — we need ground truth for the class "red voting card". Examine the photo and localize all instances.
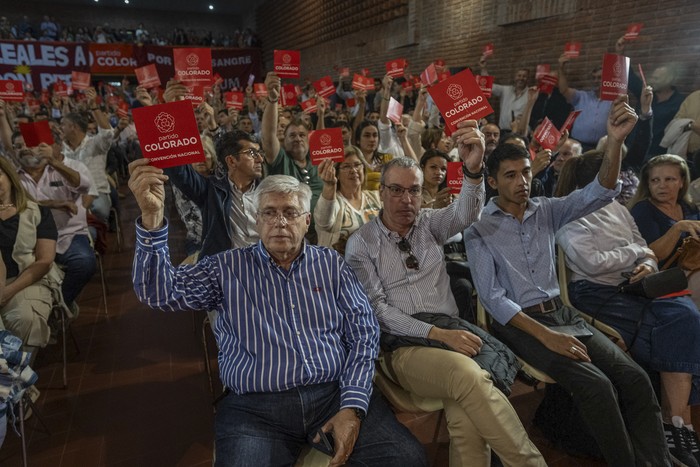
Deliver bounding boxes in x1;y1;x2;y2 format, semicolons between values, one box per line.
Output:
213;73;223;85
53;79;68;97
427;68;494;136
361;68;371;77
132;99;205;169
351;74;373;91
412;76;422;90
313;76;335;98
559;110;582;133
301;98;317;114
117;102;129;119
281;84;297;107
224;91;244;110
253;83;268;98
71;71;91;90
346;97;356;107
387;97;403;125
434;59;446;72
600;53;630;101
476;75;494;98
135;64;161;89
339;67;350;77
638;63;647;88
437;71;451;83
446;162;463;194
482;44;494;57
0;80;25;102
385;58;407;78
182;84;204;108
19;121;54;147
273;50;301;78
401;81;413;91
421;63;438;87
538;74;558;95
309;128;344;165
533;118;562;151
624;23;643;40
173;48;213;85
535;64;550;81
564;42;581;58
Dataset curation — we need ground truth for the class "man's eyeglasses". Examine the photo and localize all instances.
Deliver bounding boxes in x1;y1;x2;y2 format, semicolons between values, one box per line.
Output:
257;208;308;225
397;237;419;270
382;184;422;198
236;148;265;160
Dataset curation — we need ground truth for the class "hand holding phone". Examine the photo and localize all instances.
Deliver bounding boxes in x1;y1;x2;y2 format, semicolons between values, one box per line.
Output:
316;428;334;453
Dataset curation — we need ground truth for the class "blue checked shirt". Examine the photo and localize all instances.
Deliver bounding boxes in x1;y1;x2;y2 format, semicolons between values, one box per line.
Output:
132;220;379;412
464;178;620;325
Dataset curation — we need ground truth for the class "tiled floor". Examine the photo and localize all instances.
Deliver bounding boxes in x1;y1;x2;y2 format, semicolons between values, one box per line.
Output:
0;189;611;466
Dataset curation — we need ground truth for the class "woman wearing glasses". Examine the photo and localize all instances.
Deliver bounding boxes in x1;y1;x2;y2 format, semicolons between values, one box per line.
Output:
314;146;381;254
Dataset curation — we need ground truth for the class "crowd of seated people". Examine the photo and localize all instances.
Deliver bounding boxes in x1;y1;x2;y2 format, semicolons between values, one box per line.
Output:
5;23;700;466
0;14;260;47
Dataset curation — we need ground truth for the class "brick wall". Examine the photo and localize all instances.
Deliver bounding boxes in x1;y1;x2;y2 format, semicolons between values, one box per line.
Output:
256;0;700;93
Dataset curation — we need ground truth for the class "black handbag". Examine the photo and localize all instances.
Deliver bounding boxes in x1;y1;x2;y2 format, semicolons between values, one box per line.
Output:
618;267;688;299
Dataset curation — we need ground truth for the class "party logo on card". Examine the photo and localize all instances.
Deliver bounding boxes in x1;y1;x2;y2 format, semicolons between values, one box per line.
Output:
282;53;292;64
155;112;176;133
446;84;463;101
320;134;332;145
186;54;199;67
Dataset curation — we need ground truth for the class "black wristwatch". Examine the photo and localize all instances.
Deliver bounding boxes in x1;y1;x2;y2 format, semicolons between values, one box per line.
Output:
353;408;366;422
463;163;486;179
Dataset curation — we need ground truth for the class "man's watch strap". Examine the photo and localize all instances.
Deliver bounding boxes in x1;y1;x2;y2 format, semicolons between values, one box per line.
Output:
353;408;366;422
463;163;486;179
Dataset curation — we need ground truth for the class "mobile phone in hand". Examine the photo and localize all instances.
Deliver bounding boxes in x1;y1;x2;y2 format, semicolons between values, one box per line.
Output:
316;429;334;453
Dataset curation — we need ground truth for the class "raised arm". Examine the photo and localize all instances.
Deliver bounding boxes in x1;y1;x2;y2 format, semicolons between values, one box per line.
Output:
260;72;281;164
598;95;638;189
557;54;577;103
379;74;393;125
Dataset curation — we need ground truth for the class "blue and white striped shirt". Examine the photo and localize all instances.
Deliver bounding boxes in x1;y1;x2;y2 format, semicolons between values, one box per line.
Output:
132;220;379;412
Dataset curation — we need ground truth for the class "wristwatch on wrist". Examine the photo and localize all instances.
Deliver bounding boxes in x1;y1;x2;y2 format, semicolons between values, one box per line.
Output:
463;163;486;179
353;408;366;422
267;96;278;104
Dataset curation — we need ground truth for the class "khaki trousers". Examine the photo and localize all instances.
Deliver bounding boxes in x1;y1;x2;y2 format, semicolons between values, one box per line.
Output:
386;346;545;467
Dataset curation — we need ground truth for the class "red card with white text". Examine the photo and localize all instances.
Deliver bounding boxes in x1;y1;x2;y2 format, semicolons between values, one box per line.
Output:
437;71;451;83
535;64;550;81
387;97;403;125
412;76;422;90
446;162;464;194
301;98;317;114
253;83;268;98
428;68;494;136
132;99;205;169
0;80;25;101
313;76;335;98
53;80;68;97
19;121;54;147
117;102;129;119
559;110;582;133
182;84;204;107
538;74;559;95
273;50;301;78
600;53;630;101
476;75;494;98
421;63;438;87
564;42;581;58
385;58;407;78
533;118;561;151
224;91;244;110
624;23;643;40
352;74;373;91
173;48;212;85
281;84;297;107
309;128;344;165
434;59;446;72
71;71;91;90
482;43;494;57
135;64;161;89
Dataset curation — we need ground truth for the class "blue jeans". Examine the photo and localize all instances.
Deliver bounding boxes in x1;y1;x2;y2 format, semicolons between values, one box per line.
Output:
214;382;427;467
55;234;97;305
569;280;700;403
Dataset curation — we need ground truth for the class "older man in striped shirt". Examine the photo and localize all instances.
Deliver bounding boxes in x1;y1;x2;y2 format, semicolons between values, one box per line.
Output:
128;162;426;467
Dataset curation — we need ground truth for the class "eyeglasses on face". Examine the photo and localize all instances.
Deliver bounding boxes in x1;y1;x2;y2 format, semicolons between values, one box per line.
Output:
382;184;422;198
236;148;265;160
397;237;419;270
257;208;308;225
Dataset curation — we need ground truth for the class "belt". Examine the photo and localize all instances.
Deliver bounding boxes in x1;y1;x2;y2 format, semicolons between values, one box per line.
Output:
521;297;563;314
443;242;466;255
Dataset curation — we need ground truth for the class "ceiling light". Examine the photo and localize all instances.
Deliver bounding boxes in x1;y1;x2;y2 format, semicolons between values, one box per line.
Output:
209;5;214;10
124;0;129;3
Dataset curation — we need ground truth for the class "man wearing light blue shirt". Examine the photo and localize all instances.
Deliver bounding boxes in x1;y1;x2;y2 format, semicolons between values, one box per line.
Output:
465;96;672;466
127;165;426;467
